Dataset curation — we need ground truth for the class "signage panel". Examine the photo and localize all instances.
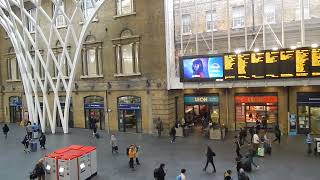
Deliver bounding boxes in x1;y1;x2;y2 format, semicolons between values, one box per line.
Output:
311;48;320;77
184;96;219;104
295;48;310;77
251;52;265;79
224;54;237;80
237;52;251;79
265;50;280;78
279;50;295;78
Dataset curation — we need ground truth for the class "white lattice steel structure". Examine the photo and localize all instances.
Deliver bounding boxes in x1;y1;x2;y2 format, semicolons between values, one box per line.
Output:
0;0;105;133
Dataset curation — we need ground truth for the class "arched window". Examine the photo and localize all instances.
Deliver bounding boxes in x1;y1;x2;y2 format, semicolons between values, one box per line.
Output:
114;29;140;76
6;47;20;81
82;35;103;77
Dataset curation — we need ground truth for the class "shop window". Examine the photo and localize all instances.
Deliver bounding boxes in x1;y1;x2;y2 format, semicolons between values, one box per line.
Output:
206;10;217;32
182;14;191;34
82;0;98;21
235;94;278;130
232;6;245;29
264;0;276;24
81;35;103;77
53;0;66;27
116;0;134;16
7;47;20;81
114;29;140;76
84;96;105;130
27;8;36;32
295;0;310;21
118;96;142;133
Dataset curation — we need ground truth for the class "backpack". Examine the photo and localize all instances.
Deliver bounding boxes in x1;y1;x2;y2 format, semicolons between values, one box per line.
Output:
153;168;160;178
176;175;182;180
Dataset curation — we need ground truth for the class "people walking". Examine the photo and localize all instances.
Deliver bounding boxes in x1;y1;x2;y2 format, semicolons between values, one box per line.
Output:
224;169;232;180
127;145;136;170
249;127;254;142
170;126;176;143
22;134;30;153
154;163;166;180
26;123;33;139
252;131;260;153
306;132;313;155
238;168;250;180
2;124;9;138
202;145;216;173
156;117;163;137
176;169;186;180
32;158;45;180
273;126;281;144
235;136;242;158
39;132;46;149
110;134;118;154
239;128;247;145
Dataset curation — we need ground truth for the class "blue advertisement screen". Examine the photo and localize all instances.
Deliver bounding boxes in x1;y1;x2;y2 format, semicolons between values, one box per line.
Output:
183;56;223;80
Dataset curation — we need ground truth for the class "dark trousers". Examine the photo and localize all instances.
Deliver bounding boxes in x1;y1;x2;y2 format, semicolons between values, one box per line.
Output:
171;135;176;142
4;132;7;138
27;132;32;139
129;158;134;169
158;129;161;137
273;136;281;144
307;143;312;154
203;158;216;172
40;143;45;149
136;157;140;165
236;148;242;158
37;175;45;180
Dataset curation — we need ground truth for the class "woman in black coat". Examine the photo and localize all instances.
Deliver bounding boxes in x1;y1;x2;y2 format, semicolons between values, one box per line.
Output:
2;124;9;138
39;132;46;149
203;145;216;173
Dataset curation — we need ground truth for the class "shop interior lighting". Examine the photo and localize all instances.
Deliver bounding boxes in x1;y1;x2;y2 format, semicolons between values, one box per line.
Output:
311;43;319;48
290;46;297;50
272;47;278;51
253;48;259;52
235;49;242;54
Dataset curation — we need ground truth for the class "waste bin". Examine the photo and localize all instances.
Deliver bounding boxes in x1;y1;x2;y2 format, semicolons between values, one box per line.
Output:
30;141;37;152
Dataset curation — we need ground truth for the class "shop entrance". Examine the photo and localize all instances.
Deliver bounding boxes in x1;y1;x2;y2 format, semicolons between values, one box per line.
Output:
297;93;320;134
9;96;22;123
84;96;105;130
184;95;220;135
235;94;278;130
118;96;142;133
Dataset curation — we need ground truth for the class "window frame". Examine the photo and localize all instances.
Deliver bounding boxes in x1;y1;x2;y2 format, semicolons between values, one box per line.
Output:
81;37;103;78
116;0;134;16
182;14;192;34
264;1;276;24
295;0;311;21
205;10;217;32
27;8;36;33
232;6;245;29
53;0;66;28
82;0;98;22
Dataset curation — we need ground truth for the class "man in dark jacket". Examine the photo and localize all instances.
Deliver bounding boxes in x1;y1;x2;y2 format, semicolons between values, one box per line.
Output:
39;132;46;149
238;168;250;180
33;158;45;180
202;145;216;173
170;126;176;143
154;163;166;180
2;124;9;138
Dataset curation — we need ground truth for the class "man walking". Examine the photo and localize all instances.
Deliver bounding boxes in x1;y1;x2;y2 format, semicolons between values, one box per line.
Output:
202;145;216;173
306;132;313;155
156;117;163;137
2;124;9;138
170;126;176;143
128;145;136;170
273;126;281;144
176;169;186;180
154;163;166;180
39;132;46;149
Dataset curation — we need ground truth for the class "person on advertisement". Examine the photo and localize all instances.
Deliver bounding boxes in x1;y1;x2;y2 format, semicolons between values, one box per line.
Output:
192;59;205;78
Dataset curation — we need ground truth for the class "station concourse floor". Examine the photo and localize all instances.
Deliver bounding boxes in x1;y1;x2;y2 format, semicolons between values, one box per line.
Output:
0;123;319;180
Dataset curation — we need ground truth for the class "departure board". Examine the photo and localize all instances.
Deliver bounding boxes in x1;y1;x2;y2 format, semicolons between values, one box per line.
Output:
295;48;310;77
224;54;237;80
265;50;280;78
279;50;295;78
311;48;320;77
237;52;251;79
251;52;265;79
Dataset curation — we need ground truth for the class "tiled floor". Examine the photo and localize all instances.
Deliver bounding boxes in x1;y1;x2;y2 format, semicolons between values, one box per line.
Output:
0;123;319;180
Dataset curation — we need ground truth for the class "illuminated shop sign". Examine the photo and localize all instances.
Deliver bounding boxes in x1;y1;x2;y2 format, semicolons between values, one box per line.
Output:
184;96;219;104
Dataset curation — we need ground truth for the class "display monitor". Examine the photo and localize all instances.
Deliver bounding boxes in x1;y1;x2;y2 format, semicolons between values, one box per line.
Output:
181;56;223;81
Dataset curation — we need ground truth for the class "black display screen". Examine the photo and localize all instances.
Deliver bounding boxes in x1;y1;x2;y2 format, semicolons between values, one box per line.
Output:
295;48;310;77
237;52;251;79
311;48;320;77
251;52;265;79
224;54;237;80
279;50;295;78
265;50;280;78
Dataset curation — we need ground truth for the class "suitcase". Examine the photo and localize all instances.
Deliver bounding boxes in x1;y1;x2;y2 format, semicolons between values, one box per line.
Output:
258;147;264;157
30;141;37;152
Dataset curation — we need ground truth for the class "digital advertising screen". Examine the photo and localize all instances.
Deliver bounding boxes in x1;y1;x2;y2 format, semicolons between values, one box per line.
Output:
181;56;224;81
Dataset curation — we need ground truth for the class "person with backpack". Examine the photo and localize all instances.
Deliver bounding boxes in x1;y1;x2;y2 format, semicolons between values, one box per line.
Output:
238;168;250;180
224;169;232;180
306;132;313;155
2;124;9;138
202;145;216;173
154;163;166;180
39;132;46;149
239;128;247;145
176;169;186;180
22;134;30;153
170;126;176;143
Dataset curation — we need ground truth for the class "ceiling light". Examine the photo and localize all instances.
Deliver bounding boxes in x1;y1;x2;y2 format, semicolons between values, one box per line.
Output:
311;43;318;48
290;46;297;50
235;49;242;54
253;48;259;52
272;47;278;51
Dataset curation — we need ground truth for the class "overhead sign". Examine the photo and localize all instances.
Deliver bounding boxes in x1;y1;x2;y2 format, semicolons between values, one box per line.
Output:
84;103;105;109
184;96;219;104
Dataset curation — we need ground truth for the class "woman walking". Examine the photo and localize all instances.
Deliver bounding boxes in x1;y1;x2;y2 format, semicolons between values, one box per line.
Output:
110;134;118;154
2;124;9;138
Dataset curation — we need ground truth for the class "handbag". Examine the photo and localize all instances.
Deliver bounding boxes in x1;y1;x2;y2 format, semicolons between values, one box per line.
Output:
29;172;37;179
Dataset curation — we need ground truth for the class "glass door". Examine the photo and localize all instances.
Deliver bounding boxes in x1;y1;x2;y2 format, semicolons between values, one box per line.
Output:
118;109;141;133
310;107;320;134
298;105;310;134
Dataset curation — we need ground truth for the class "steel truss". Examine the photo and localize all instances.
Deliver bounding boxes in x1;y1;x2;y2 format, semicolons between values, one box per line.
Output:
0;0;105;133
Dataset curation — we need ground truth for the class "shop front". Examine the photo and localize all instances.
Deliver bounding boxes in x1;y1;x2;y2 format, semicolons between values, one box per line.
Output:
84;96;105;130
117;96;142;133
184;95;220;133
235;94;278;130
9;96;22;123
297;93;320;134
